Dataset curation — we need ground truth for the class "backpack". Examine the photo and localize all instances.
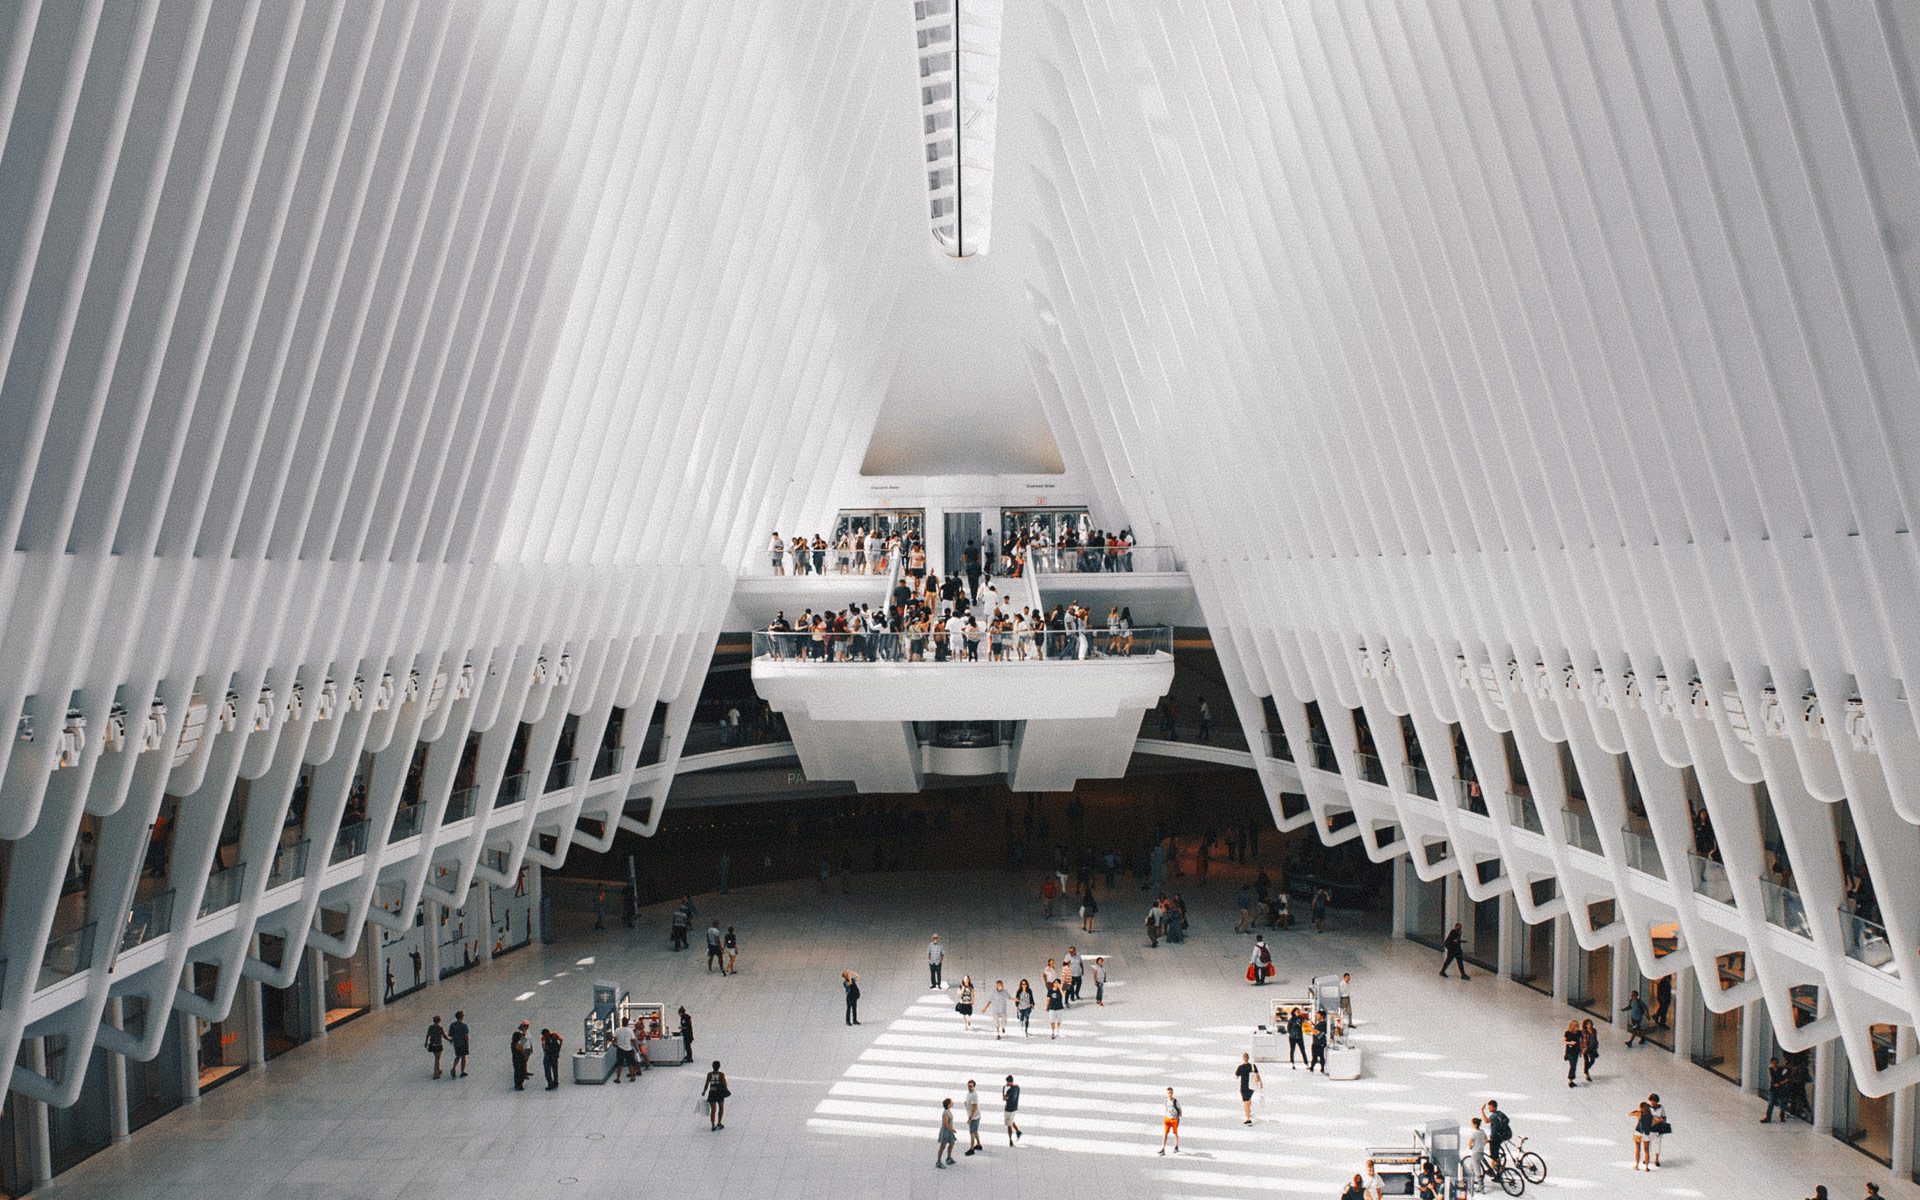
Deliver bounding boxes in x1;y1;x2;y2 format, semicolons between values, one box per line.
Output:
1489;1110;1511;1140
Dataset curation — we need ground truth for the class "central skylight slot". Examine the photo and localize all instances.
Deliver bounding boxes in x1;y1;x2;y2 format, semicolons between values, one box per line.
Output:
915;0;1002;257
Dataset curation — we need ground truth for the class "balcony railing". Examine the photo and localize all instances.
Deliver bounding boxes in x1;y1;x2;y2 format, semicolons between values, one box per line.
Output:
1355;752;1389;786
200;864;247;917
1309;742;1339;773
592;743;621;780
1841;910;1896;971
1405;763;1438;800
1688;853;1733;904
443;786;478;824
1029;544;1178;574
1506;791;1544;834
331;820;369;866
1621;827;1665;878
268;840;309;889
1454;778;1489;816
545;757;578;794
1759;877;1812;938
122;891;174;952
751;626;1175;662
388;802;423;844
495;771;529;810
38;922;96;991
1561;807;1603;855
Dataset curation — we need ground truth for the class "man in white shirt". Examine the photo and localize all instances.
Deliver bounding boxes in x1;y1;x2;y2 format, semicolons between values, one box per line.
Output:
946;611;966;660
928;935;945;989
964;1080;984;1156
610;1019;638;1083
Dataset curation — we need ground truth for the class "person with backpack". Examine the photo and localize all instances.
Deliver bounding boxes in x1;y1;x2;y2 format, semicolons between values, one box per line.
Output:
1158;1087;1182;1154
1248;935;1273;984
424;1015;447;1079
1623;989;1651;1046
1483;1099;1513;1170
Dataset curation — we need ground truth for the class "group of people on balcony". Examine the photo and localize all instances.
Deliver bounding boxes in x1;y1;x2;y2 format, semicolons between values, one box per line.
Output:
766;524;1141;579
768;529;909;577
1000;526;1137;576
763;596;1139;663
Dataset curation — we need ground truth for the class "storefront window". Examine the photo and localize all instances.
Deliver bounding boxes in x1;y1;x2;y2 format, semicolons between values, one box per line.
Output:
1693;953;1746;1083
121;996;187;1133
1834;1023;1898;1165
999;506;1088;547
42;1036;114;1175
192;963;248;1092
1465;893;1501;972
832;508;924;544
257;934;315;1059
1404;864;1447;950
1514;913;1555;996
323;909;375;1027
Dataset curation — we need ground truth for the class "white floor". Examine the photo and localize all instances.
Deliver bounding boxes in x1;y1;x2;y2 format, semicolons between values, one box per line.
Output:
45;870;1913;1200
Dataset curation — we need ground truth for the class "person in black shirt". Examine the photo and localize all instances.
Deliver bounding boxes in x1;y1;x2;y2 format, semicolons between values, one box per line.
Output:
510;1022;533;1090
1234;1053;1261;1123
1563;1020;1583;1087
1287;1007;1307;1068
447;1011;470;1078
1762;1056;1790;1122
1440;922;1471;979
842;970;861;1025
424;1015;446;1079
679;1006;695;1063
540;1028;563;1090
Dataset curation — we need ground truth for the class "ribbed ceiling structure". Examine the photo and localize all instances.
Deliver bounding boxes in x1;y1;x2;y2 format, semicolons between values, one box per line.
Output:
1;0;1920;1149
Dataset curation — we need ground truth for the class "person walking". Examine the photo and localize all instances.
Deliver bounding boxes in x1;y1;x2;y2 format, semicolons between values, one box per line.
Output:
936;1098;958;1168
1763;1056;1789;1122
956;976;976;1032
1235;886;1254;934
448;1011;470;1078
1581;1017;1600;1082
1287;1007;1307;1068
425;1015;447;1079
1249;934;1274;984
842;970;861;1026
1041;875;1058;918
964;1080;984;1156
678;1006;695;1063
510;1021;533;1091
1439;922;1470;979
1158;1087;1182;1155
1062;949;1079;1005
1623;990;1651;1047
1311;887;1329;931
1465;1116;1489;1193
706;921;723;972
723;925;739;975
1563;1019;1583;1087
1092;956;1108;1006
703;1061;730;1131
1145;901;1162;947
611;1018;638;1083
1001;1075;1023;1144
1046;978;1065;1039
540;1028;563;1090
1080;888;1098;933
928;934;945;989
987;980;1010;1039
1308;1011;1329;1074
1016;979;1036;1037
1234;1052;1262;1124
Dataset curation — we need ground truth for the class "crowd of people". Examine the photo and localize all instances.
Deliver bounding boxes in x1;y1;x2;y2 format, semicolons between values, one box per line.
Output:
762;593;1143;663
765;525;1140;580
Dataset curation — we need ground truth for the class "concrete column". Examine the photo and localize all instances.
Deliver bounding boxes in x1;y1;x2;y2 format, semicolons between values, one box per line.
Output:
478;881;495;964
308;947;330;1040
25;1038;53;1190
1496;892;1517;979
423;902;443;984
243;977;267;1069
369;922;388;1012
1812;1035;1837;1135
1610;940;1632;1019
1443;872;1462;928
1391;857;1408;940
1671;967;1698;1065
105;997;131;1144
1550;913;1571;1003
1893;1028;1916;1179
1739;997;1764;1094
178;1010;202;1104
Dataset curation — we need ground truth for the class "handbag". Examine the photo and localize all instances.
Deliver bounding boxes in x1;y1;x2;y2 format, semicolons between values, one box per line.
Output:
1652;1119;1672;1135
1246;964;1258;982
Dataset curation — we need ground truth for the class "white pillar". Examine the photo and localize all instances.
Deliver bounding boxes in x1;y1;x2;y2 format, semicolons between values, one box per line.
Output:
1739;997;1764;1094
1671;967;1698;1064
1391;857;1408;939
423;903;442;983
478;881;495;964
25;1038;53;1190
179;1010;202;1104
1893;1028;1916;1179
1610;940;1632;1018
243;978;266;1069
105;997;131;1144
1812;1035;1837;1135
1550;913;1571;1003
308;947;330;1040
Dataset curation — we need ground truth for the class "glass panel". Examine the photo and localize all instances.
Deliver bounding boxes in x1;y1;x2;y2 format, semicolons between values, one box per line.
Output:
749;626;1176;662
1840;910;1896;971
1759;878;1812;937
1514;915;1554;996
442;786;477;824
1621;827;1664;877
1689;852;1734;903
38;923;98;991
1404;864;1448;950
1571;942;1613;1021
331;820;369;865
1354;752;1388;786
1405;763;1437;799
121;891;174;951
1027;544;1177;573
1833;1024;1898;1164
495;771;529;809
267;839;308;889
387;802;423;844
199;865;246;917
1562;807;1603;855
545;757;578;793
1506;791;1543;834
1454;777;1489;816
1693;954;1746;1081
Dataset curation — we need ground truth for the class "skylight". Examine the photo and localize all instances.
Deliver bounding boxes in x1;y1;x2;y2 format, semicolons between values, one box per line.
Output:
914;0;1002;257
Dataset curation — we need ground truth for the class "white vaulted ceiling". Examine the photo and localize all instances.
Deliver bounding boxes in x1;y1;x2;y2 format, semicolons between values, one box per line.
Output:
3;0;1920;1125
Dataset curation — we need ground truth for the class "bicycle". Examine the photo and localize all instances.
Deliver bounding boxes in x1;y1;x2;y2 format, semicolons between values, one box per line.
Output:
1509;1135;1548;1185
1476;1149;1527;1195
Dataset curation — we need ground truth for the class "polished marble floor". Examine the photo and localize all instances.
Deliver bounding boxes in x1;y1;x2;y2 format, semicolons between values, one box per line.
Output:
46;870;1913;1199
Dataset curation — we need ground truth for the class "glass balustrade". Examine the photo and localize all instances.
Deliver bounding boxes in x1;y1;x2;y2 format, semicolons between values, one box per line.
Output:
1029;544;1178;573
1759;877;1812;937
38;922;96;991
1454;778;1489;816
1355;752;1388;786
1841;910;1896;971
751;625;1175;662
443;786;478;824
592;743;620;779
200;865;247;917
1688;853;1733;903
495;771;529;809
1310;742;1340;773
1405;764;1438;799
388;802;423;844
1506;791;1544;834
545;757;578;793
267;840;309;889
331;820;369;866
121;891;174;951
1621;827;1665;878
1562;807;1604;855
